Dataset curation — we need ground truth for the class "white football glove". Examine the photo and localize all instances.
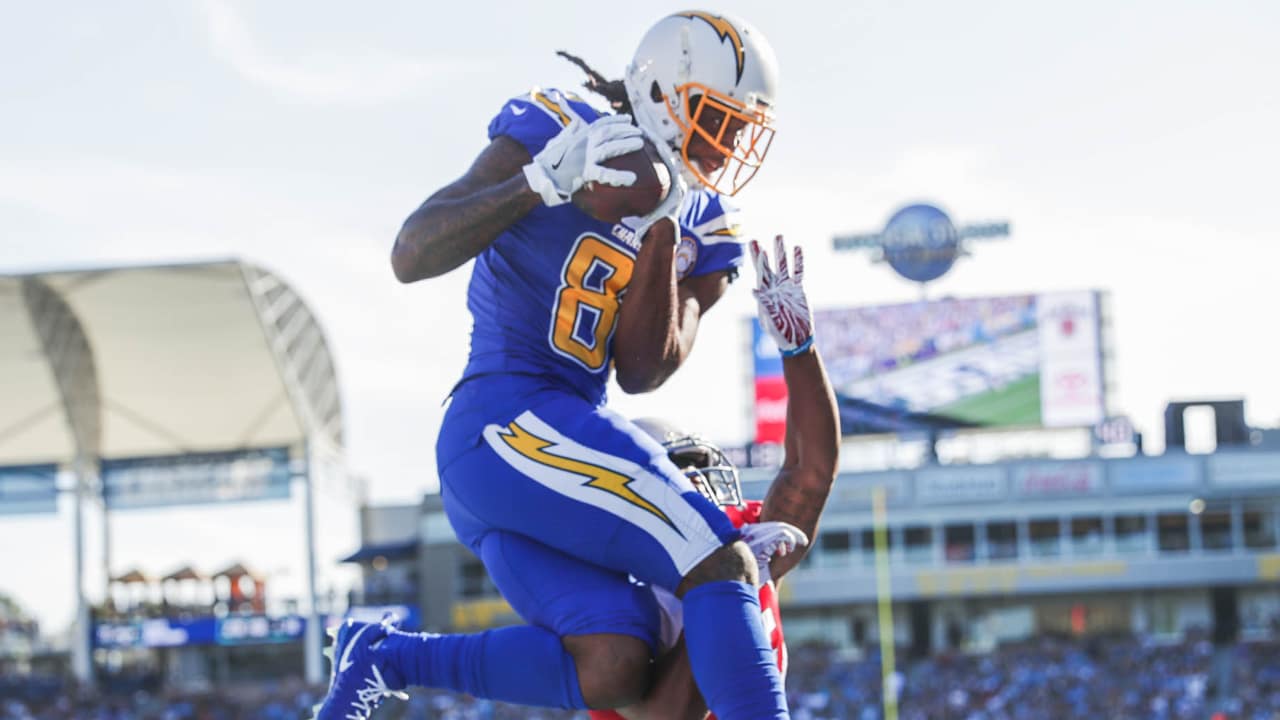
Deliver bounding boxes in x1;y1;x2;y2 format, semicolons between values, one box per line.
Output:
752;236;815;356
523;109;645;207
625;126;689;241
740;520;809;571
581;114;646;187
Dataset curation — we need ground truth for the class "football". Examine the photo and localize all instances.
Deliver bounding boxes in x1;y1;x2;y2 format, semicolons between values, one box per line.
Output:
571;139;672;224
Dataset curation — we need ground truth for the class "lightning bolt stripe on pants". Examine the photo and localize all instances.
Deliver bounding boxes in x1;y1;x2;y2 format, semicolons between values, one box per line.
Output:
482;411;725;579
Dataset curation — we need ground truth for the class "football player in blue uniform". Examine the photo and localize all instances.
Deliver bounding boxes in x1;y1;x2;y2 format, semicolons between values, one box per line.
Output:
315;11;791;720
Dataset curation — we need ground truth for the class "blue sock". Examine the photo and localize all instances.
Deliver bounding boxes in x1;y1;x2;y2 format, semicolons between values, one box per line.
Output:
683;580;789;719
378;625;587;709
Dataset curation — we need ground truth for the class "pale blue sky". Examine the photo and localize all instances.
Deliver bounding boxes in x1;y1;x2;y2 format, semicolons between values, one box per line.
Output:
3;1;1278;633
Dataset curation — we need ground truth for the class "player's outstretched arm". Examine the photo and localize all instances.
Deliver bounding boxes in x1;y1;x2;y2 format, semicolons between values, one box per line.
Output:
613;220;732;394
391;136;540;283
752;236;840;582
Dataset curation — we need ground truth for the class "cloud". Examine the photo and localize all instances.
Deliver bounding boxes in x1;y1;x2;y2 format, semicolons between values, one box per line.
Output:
195;0;470;105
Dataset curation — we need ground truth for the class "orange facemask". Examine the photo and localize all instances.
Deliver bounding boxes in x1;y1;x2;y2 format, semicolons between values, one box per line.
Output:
666;82;775;197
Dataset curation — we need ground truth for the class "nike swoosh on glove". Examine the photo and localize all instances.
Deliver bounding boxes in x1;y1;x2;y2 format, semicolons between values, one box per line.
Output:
581;114;645;187
523;109;644;207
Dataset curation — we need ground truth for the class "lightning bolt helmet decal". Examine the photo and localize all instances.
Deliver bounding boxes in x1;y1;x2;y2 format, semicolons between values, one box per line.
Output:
676;11;746;83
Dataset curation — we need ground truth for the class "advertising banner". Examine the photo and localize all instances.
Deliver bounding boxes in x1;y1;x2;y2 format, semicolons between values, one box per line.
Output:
1012;461;1105;496
1109;456;1200;492
752;319;788;443
217;614;307;645
94;618;216;649
0;464;58;515
1037;291;1105;428
916;466;1008;504
1209;452;1280;488
102;447;292;510
829;471;910;507
94;614;308;649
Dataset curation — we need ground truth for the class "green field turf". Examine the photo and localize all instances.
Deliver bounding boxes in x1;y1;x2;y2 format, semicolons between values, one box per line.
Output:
935;374;1042;427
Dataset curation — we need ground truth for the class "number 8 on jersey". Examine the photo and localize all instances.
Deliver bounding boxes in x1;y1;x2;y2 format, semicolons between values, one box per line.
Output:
550;234;635;371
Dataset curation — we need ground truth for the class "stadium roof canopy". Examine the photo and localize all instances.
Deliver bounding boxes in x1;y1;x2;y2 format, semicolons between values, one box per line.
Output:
0;260;342;467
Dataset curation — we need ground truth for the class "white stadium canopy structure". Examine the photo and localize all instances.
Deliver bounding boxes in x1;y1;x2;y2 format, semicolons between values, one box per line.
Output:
0;260;342;464
0;259;345;684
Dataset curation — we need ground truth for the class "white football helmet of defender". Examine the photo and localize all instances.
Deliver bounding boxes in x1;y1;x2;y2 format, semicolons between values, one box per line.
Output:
633;417;743;508
623;11;779;197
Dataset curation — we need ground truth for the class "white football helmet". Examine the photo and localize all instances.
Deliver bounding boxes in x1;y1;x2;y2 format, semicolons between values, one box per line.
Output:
623;11;779;197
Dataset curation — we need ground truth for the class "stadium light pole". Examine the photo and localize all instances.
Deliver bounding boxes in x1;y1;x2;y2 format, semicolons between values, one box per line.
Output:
872;486;899;720
302;442;323;685
101;479;111;609
70;457;93;687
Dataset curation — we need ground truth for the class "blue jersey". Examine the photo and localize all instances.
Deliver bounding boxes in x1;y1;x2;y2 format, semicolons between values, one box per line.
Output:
459;87;745;407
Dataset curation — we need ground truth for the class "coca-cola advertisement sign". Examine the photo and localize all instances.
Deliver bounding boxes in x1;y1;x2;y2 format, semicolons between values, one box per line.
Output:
1012;461;1104;496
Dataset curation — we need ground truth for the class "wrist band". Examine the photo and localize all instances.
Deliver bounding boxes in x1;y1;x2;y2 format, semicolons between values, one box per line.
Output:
780;335;814;358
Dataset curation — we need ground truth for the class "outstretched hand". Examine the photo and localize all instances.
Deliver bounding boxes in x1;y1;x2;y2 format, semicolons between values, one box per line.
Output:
751;235;814;356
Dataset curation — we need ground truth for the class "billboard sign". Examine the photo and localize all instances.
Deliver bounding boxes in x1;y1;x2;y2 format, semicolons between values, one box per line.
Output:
880;204;961;283
217;614;307;645
94;618;215;649
829;471;910;508
102;447;292;510
752;319;788;444
94;614;307;649
1012;461;1105;496
916;466;1007;504
751;291;1107;441
832;203;1010;284
1108;456;1200;493
1209;452;1280;488
1036;291;1105;427
0;464;59;515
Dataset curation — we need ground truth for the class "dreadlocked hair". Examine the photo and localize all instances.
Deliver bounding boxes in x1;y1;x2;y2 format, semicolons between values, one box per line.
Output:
556;50;632;115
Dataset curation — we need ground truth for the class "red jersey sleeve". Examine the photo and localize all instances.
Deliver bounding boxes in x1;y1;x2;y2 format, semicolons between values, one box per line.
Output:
723;500;764;529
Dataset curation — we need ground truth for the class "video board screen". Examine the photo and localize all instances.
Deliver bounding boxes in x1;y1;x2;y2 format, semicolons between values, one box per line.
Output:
752;291;1105;442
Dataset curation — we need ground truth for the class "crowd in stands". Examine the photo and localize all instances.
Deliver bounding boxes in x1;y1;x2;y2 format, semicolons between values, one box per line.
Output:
2;635;1278;720
785;636;1280;720
814;295;1036;389
0;678;320;720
